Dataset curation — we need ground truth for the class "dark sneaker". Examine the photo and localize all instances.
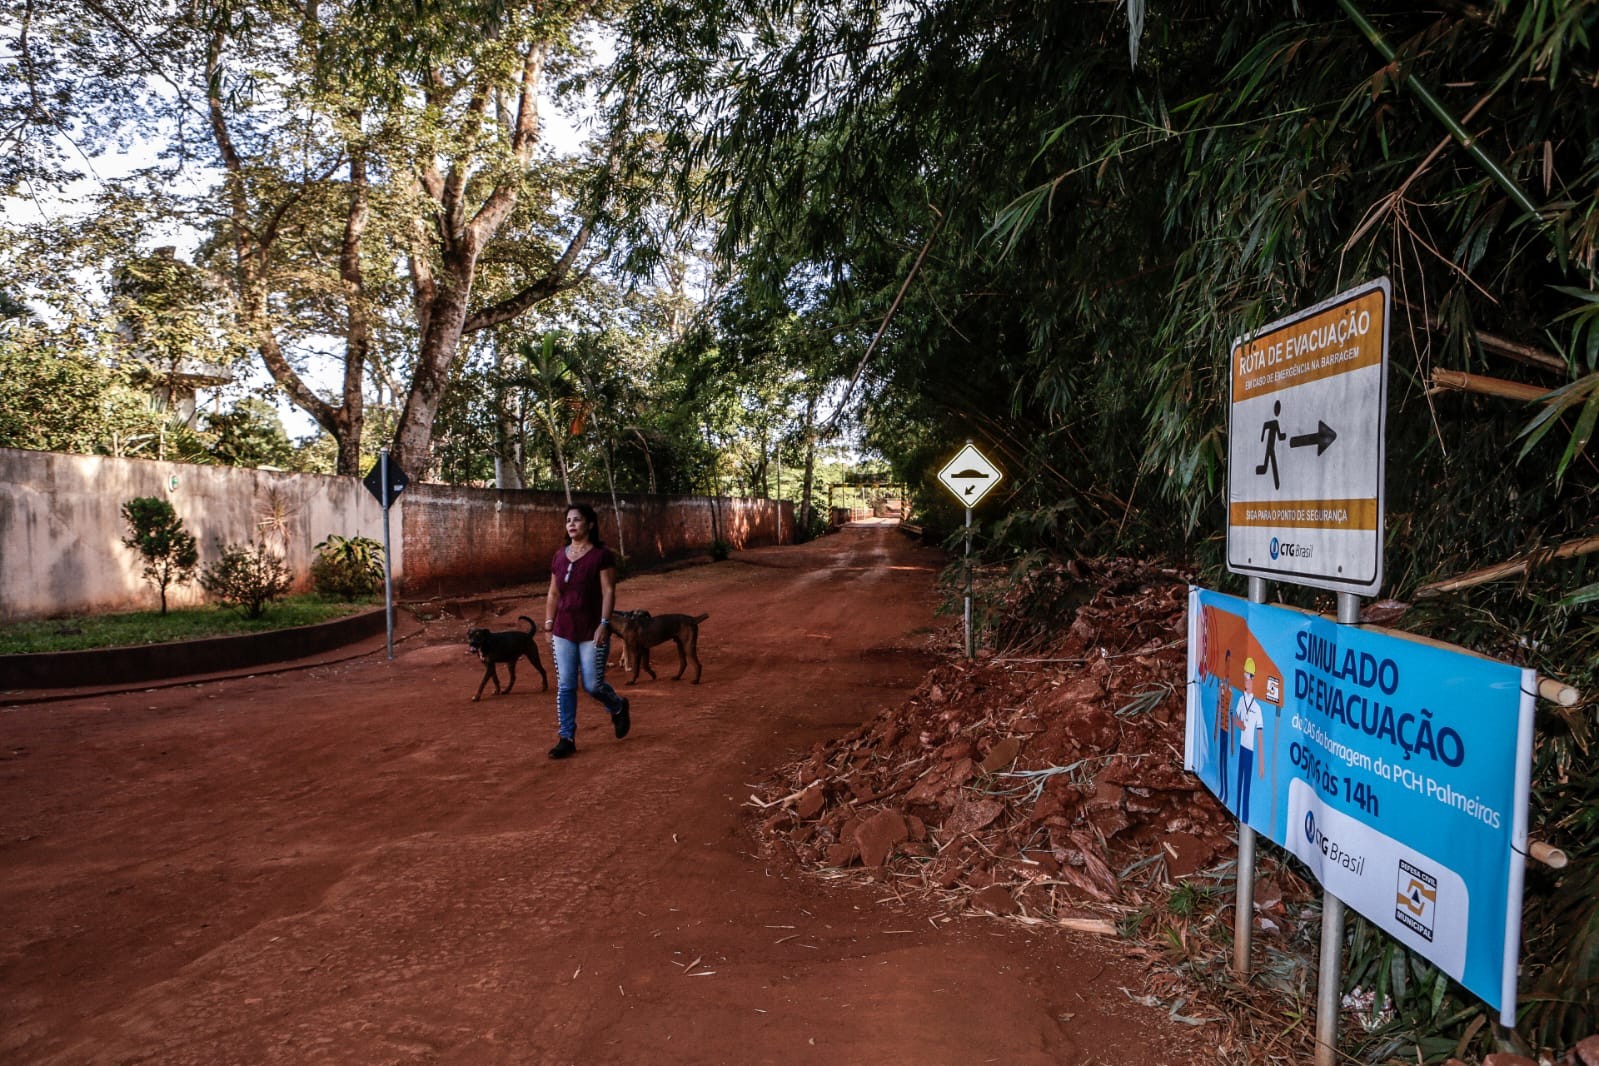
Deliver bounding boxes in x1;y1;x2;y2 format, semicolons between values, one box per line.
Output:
548;737;576;759
612;698;631;739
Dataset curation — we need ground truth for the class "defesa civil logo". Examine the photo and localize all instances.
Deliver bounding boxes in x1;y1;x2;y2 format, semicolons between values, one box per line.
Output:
1395;859;1439;942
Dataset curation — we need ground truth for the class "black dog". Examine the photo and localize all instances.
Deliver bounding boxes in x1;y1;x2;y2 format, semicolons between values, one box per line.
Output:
611;609;708;685
467;616;548;701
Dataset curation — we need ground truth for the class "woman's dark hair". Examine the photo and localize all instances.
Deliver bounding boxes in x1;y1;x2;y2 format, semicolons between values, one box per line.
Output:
564;503;605;547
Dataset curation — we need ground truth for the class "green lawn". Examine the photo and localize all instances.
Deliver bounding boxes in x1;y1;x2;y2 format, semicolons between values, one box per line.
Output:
0;596;382;654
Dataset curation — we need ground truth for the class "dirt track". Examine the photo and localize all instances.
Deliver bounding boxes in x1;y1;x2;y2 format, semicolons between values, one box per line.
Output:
1;524;1208;1065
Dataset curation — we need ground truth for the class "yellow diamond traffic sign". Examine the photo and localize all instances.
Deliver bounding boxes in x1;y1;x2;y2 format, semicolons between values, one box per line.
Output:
937;442;1003;507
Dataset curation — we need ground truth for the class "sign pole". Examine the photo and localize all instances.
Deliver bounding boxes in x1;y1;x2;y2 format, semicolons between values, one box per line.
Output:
1312;590;1362;1064
1233;575;1268;974
1316;891;1348;1064
964;506;974;659
361;448;408;662
380;448;395;661
935;440;1002;663
1234;823;1257;973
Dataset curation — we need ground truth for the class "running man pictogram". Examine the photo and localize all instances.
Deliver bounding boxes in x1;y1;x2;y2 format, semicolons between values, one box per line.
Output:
1256;401;1286;490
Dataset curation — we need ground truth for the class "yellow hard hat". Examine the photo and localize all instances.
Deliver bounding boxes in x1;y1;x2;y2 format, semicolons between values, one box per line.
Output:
1244;657;1256;675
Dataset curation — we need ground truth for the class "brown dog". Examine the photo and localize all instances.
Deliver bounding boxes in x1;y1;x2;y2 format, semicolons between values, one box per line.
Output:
467;616;549;701
610;609;707;685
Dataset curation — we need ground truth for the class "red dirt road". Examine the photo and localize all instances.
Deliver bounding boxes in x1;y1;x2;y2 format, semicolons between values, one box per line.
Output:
2;525;1208;1065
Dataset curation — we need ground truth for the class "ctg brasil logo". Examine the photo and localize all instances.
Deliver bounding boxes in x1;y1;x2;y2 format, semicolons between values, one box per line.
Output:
1269;536;1311;561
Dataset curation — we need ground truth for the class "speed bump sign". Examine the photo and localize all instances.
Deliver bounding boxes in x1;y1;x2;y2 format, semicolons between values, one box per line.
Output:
938;442;1003;507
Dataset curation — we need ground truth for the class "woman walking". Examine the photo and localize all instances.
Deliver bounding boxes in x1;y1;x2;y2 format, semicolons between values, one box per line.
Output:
542;503;630;759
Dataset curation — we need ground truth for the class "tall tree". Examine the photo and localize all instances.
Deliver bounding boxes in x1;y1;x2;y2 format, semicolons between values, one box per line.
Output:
198;0;621;476
5;0;645;477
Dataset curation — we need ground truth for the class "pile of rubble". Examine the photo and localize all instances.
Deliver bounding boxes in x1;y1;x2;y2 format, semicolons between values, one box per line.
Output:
748;557;1243;925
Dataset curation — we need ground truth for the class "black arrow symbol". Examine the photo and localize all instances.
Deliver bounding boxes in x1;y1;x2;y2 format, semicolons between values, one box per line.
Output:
1289;420;1338;456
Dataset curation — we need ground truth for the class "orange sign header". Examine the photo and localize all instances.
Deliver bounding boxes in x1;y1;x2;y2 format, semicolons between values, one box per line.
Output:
1231;288;1387;402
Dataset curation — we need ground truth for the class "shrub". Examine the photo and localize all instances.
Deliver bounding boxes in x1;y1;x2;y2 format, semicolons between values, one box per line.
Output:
120;496;199;614
794;506;830;543
200;542;292;618
709;537;732;561
310;534;385;599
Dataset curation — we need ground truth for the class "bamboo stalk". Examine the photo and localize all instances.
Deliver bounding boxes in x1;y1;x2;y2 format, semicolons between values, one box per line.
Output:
1430;369;1555;403
1414;535;1599;597
1539;677;1581;708
1529;842;1569;870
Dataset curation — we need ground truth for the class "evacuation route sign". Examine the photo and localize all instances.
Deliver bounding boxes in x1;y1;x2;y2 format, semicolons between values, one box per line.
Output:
1227;277;1390;595
936;442;1003;508
1184;587;1536;1025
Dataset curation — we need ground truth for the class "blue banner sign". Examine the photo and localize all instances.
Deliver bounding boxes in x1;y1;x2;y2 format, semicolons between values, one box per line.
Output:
1184;588;1536;1025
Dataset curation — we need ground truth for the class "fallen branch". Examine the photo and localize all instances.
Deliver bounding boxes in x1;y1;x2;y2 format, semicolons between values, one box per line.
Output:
1414;535;1599;597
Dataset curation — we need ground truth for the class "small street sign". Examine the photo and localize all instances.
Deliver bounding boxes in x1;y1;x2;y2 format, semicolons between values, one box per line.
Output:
937;442;1003;508
1227;278;1390;595
363;457;410;507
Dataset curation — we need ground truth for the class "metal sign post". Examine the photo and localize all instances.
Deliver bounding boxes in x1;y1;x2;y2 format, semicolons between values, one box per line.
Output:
964;507;974;659
936;441;1003;662
362;449;410;661
1233;573;1269;977
381;451;394;660
1221;279;1389;1059
1311;590;1362;1065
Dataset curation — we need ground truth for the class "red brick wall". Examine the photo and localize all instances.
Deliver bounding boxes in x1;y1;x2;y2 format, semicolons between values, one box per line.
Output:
399;487;792;595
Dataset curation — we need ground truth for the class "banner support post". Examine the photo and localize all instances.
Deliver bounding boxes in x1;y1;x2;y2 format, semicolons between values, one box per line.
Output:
1312;591;1362;1064
1233;575;1270;974
1316;892;1348;1065
1233;823;1257;974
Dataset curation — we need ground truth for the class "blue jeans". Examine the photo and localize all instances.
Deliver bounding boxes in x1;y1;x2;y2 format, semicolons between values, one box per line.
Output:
551;635;623;739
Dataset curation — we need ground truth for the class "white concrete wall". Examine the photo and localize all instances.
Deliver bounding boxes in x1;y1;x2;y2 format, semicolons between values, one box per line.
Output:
0;448;399;622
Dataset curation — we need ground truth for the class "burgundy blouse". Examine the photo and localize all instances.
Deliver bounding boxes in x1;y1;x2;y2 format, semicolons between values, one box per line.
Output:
549;544;615;642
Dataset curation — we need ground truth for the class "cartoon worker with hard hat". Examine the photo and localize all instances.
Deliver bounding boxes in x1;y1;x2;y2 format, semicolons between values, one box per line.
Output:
1233;656;1267;823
